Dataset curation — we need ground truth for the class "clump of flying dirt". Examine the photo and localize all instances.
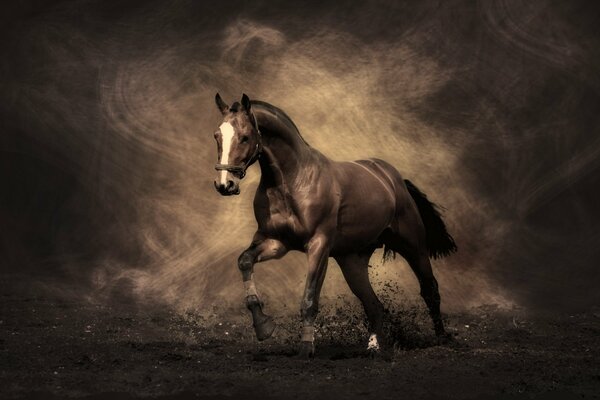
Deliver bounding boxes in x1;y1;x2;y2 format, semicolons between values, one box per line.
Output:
376;281;440;350
174;277;442;354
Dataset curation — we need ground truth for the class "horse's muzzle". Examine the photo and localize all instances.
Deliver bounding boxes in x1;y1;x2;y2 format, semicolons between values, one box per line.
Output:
214;180;240;196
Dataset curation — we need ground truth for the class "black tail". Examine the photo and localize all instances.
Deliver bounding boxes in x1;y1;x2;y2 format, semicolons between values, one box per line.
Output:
404;179;457;259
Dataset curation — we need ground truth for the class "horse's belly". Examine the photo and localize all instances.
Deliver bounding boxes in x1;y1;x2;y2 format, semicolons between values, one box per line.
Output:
331;207;391;254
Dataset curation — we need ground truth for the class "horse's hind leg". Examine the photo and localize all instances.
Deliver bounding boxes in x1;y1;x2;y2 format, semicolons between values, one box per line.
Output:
383;229;450;342
405;250;449;341
335;251;385;353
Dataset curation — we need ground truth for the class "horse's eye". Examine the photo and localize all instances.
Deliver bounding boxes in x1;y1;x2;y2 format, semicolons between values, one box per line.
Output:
214;131;219;139
240;135;249;143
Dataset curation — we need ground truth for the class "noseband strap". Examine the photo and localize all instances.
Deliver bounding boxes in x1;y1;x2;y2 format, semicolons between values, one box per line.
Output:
214;163;247;177
215;113;262;179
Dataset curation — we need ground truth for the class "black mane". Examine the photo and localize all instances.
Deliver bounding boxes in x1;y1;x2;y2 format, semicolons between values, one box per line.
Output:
251;100;310;146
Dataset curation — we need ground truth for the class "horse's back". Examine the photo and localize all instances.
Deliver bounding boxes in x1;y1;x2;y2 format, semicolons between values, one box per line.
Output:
349;157;414;201
353;158;403;187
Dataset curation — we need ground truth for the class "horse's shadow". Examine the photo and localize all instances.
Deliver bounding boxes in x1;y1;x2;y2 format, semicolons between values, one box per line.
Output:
251;333;451;362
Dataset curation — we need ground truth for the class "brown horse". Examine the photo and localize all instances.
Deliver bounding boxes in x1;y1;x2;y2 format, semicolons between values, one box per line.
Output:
212;93;457;358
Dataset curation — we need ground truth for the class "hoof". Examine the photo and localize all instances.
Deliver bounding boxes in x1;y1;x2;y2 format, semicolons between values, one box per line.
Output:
253;315;276;341
367;347;379;359
366;333;387;360
436;331;455;345
367;348;392;361
296;341;315;360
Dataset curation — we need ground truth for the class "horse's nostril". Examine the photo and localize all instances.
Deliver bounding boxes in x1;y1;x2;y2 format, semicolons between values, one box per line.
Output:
226;180;235;190
214;181;228;194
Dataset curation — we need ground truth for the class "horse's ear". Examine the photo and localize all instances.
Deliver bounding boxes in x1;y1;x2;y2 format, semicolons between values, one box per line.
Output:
215;93;229;115
241;93;251;113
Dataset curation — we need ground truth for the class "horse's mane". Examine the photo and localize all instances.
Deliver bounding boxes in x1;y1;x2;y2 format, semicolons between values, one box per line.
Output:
251;100;310;147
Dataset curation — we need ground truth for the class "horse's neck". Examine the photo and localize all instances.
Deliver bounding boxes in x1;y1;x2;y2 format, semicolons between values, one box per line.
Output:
254;106;314;186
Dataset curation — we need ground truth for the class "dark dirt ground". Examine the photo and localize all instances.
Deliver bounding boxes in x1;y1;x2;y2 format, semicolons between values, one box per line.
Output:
1;279;599;400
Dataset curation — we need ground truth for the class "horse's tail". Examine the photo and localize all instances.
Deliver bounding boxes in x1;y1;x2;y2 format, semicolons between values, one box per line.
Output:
404;179;457;259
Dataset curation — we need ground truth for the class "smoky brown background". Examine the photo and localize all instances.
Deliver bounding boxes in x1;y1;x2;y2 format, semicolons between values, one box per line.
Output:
1;0;599;318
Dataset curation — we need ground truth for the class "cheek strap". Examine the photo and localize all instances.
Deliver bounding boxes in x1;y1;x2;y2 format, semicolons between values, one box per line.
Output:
214;132;262;179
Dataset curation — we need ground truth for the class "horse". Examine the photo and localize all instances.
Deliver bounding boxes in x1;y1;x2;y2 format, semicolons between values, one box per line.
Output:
211;93;457;359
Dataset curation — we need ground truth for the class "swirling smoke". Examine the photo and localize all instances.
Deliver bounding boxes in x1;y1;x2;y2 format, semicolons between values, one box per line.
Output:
1;0;599;317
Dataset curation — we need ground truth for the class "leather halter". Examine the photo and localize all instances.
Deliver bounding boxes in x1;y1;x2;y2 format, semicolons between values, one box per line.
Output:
214;113;262;179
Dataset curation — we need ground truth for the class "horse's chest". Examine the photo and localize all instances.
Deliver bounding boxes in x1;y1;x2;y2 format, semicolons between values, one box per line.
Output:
256;189;306;240
265;212;298;235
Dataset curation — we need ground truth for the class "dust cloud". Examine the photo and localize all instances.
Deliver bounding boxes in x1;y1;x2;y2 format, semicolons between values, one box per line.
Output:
1;0;599;317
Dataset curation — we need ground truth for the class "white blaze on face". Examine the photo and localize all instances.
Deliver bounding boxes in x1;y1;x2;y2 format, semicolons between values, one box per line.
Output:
367;333;380;351
219;122;235;185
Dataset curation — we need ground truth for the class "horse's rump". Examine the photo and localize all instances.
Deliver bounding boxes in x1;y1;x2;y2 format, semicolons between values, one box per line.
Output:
329;160;399;254
354;159;457;261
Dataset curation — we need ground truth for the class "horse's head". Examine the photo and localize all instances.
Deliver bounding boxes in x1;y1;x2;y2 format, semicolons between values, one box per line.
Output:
212;93;262;196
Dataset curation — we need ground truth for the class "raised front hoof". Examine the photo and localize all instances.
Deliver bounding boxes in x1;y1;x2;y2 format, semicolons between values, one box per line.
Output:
253;315;276;341
296;341;315;360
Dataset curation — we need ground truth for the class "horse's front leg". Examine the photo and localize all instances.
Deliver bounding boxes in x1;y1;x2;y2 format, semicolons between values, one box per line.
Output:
298;233;330;359
238;236;288;341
